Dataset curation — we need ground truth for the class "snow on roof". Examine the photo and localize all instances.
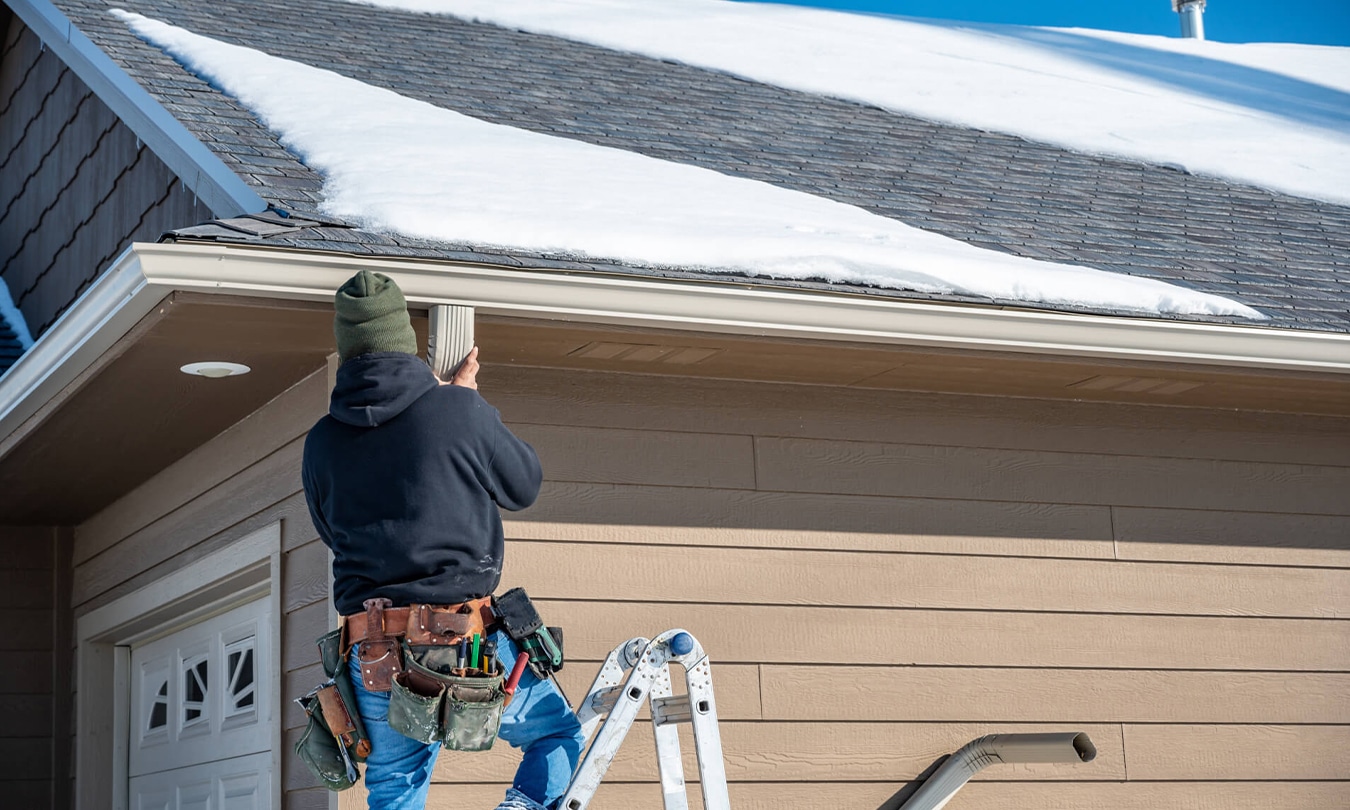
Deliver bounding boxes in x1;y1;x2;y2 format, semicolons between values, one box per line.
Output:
349;0;1350;206
114;10;1261;319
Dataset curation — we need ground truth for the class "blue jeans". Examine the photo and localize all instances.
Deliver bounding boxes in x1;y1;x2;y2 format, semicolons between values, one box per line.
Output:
349;629;584;810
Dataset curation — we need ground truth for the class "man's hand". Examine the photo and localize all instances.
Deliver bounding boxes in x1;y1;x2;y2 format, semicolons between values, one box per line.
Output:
447;346;480;389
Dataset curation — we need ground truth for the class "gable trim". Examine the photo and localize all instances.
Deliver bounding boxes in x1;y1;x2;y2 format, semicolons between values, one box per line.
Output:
7;0;267;217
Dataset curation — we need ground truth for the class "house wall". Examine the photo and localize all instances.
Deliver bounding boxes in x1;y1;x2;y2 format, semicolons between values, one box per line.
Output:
0;524;72;810
460;366;1345;810
69;361;1349;810
0;12;215;341
70;366;329;810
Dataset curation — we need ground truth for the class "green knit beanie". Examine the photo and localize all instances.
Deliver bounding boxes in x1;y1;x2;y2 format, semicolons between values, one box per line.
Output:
333;270;419;362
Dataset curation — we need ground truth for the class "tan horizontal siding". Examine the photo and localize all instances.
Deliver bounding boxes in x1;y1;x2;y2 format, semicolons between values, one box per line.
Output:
530;600;1347;671
490;367;1350;468
424;780;1350;810
762;666;1350;724
71;438;304;609
754;437;1350;515
502;540;1350;618
1115;507;1350;567
513;424;757;489
509;482;1116;559
71;363;1350;807
431;721;1128;784
1125;724;1350;780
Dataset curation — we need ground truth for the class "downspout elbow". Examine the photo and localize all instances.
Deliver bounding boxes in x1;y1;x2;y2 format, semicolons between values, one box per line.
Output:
899;732;1096;810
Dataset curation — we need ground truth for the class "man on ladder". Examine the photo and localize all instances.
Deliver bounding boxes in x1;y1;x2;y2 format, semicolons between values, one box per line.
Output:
302;270;585;810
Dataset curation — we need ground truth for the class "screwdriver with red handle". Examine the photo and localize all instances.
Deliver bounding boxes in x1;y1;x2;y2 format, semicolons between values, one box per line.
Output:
503;652;530;706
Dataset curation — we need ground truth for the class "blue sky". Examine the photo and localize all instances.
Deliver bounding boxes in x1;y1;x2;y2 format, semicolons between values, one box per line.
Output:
742;0;1350;46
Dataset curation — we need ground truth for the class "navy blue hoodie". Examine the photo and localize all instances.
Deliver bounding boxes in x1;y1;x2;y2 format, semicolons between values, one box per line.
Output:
302;352;542;615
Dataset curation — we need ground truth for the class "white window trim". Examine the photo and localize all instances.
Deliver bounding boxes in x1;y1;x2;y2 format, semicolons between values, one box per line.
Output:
75;522;282;810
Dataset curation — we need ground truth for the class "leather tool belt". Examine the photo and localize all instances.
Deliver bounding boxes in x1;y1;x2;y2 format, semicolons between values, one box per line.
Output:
342;596;495;692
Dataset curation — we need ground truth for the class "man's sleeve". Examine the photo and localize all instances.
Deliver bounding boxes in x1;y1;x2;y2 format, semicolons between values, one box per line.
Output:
482;405;543;511
301;433;337;549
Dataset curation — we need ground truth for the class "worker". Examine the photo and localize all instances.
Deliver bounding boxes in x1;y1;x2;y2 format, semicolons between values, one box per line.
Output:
302;270;584;810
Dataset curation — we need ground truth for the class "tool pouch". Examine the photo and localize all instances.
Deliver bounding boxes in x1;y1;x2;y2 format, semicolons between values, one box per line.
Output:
294;682;361;791
388;643;506;751
493;587;565;678
292;630;372;792
316;630;371;759
441;670;506;751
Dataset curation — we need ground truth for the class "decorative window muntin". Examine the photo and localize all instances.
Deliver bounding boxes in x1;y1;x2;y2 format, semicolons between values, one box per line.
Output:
224;635;257;719
180;651;210;731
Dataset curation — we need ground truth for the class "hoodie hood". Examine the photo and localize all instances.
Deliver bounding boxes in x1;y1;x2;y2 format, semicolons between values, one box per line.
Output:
330;352;438;427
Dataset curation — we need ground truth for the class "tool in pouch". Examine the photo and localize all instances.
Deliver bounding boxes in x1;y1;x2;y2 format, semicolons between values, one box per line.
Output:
294;629;370;791
494;587;565;679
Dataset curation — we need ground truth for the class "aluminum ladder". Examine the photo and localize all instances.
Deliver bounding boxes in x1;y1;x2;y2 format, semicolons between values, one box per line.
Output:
558;629;731;810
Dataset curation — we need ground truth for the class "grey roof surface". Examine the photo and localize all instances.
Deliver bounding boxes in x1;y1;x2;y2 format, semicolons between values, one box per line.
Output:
49;0;1350;331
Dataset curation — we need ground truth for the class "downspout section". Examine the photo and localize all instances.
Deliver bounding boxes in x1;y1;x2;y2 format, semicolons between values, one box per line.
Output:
1173;0;1207;40
900;732;1097;810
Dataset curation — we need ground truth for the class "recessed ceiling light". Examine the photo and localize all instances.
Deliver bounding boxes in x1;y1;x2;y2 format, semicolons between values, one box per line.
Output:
180;361;251;378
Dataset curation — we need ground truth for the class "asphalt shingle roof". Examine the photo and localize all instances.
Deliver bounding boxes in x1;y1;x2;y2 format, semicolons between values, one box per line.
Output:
51;0;1350;331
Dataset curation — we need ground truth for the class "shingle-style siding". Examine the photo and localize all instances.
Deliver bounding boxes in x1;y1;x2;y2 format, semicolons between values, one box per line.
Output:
0;525;72;810
49;0;1350;332
0;14;213;340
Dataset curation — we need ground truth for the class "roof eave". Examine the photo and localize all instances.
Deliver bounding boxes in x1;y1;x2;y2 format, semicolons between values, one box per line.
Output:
7;0;266;217
4;239;1349;449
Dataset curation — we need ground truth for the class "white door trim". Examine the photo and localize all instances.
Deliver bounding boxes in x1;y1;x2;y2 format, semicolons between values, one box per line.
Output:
75;522;283;810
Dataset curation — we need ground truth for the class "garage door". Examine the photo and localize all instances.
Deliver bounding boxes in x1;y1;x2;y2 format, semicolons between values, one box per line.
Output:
128;598;273;810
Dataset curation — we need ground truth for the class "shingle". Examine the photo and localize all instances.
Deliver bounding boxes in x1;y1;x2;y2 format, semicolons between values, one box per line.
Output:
49;0;1350;333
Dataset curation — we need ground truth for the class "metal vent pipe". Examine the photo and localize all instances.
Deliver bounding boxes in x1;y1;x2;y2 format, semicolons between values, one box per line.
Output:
899;732;1097;810
1173;0;1207;39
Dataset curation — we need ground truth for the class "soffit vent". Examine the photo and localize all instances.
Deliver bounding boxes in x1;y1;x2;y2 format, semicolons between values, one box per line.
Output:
569;341;722;365
1069;375;1203;395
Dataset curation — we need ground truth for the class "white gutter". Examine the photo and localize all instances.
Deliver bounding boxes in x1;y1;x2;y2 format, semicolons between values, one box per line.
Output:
7;0;266;217
3;240;1350;444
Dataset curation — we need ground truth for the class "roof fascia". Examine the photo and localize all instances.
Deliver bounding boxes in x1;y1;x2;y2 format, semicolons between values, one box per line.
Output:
141;242;1350;373
4;239;1348;450
8;0;266;217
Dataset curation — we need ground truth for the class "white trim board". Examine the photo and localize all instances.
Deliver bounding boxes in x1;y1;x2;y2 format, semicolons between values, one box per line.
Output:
75;522;283;810
4;239;1350;455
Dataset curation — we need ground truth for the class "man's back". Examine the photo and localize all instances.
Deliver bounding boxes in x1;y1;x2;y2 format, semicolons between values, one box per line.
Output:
302;352;542;615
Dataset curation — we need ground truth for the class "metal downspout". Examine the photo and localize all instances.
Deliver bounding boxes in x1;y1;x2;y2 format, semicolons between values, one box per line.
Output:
899;732;1097;810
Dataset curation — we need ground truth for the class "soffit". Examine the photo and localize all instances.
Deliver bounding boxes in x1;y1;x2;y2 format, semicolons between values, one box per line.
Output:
2;296;1346;525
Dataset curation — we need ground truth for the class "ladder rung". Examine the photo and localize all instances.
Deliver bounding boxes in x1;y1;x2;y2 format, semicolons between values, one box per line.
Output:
652;694;690;726
651;693;713;727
